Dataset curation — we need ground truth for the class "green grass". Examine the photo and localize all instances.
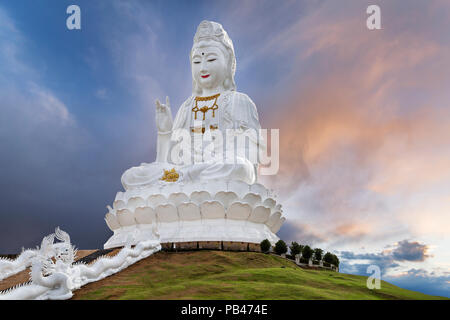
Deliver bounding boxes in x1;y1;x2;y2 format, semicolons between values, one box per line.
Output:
72;250;447;300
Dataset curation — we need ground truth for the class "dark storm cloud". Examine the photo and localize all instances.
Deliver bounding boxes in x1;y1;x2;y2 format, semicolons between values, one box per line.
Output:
277;219;326;246
338;240;432;276
392;240;431;262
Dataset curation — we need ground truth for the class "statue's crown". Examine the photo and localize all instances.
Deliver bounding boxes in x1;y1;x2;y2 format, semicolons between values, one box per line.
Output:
194;20;224;42
193;20;233;51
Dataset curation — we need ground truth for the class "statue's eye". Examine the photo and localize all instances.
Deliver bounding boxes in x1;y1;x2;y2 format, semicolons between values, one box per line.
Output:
208;59;216;62
193;61;200;64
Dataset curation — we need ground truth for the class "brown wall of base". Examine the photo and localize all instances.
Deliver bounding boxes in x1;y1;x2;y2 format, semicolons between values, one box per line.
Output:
162;241;262;252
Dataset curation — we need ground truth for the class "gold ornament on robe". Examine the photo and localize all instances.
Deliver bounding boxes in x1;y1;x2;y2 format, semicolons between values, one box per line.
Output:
192;93;220;120
160;168;179;182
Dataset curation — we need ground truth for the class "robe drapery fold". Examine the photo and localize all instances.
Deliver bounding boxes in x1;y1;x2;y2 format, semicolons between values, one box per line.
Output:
121;91;265;190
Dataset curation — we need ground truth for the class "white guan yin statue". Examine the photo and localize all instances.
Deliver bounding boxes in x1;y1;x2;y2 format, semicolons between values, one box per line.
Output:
104;20;285;249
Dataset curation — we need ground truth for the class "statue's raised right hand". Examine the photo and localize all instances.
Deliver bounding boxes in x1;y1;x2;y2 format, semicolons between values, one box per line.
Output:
155;96;173;133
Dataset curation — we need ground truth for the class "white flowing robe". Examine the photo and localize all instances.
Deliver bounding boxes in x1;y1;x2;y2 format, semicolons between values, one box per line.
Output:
121;90;264;190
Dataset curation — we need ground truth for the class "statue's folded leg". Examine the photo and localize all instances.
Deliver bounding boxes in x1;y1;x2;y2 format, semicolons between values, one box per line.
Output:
182;157;255;184
121;162;171;190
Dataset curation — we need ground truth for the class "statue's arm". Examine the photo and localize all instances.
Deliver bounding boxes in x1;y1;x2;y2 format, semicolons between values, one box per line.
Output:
156;131;171;163
232;93;265;149
155;97;174;163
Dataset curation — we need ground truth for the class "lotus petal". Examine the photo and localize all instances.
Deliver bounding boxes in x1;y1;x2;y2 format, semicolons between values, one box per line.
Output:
105;213;120;230
271;217;286;233
249;206;271;223
227;202;252;220
127;196;146;211
162;183;182;196
155;203;178;223
250;183;268;198
214;191;238;209
228;180;250;196
263;198;276;210
116;209;136;227
126;189;142;200
147;194;167;208
115;191;125;202
134;206;156;224
242;193;262;207
266;211;282;228
200;201;225;219
113;199;126;210
140;185;160;199
178;202;201;221
168;192;189;207
190;191;211;205
207;180;228;197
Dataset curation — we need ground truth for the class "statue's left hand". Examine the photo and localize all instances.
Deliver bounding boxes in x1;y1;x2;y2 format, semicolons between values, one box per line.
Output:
155;96;173;133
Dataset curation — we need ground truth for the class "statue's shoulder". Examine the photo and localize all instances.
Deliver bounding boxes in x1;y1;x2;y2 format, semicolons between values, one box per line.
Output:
230;91;254;103
227;91;260;125
181;95;195;108
228;91;257;110
229;91;258;112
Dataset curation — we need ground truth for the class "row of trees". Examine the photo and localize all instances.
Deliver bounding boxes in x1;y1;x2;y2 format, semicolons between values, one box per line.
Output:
260;239;339;267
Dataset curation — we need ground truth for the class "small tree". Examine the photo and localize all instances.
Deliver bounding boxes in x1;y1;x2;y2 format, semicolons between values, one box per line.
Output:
323;252;334;264
313;248;323;261
260;239;271;253
274;240;288;255
302;245;313;260
332;254;340;267
289;242;302;256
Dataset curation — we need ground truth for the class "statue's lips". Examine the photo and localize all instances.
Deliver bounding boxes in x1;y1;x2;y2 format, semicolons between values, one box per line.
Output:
201;74;210;78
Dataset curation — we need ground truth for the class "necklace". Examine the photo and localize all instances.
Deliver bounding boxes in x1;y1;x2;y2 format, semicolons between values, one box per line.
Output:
192;93;220;120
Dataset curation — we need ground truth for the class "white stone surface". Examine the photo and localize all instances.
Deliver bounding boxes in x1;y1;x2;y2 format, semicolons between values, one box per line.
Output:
104;21;285;248
0;228;160;300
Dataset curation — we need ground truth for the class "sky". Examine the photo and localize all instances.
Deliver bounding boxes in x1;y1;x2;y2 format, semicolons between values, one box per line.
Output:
0;0;449;298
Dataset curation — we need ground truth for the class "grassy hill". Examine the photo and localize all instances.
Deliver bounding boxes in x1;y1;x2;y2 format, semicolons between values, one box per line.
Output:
72;250;445;300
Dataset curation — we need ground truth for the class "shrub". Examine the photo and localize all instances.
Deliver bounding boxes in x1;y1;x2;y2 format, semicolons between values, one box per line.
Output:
332;254;340;267
302;245;313;260
323;252;334;264
300;257;309;264
313;248;323;261
274;240;288;255
323;252;340;267
289;242;302;256
260;239;271;253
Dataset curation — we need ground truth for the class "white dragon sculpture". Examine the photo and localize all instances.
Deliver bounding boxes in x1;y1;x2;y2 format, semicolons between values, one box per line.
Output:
0;227;160;300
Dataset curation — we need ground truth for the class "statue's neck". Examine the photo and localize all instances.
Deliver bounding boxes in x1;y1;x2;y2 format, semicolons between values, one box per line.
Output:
198;85;225;97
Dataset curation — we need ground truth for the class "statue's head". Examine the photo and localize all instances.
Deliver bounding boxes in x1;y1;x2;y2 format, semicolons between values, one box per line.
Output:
191;20;236;95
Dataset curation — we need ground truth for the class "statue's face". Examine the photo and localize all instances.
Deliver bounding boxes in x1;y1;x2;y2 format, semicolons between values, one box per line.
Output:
191;40;228;93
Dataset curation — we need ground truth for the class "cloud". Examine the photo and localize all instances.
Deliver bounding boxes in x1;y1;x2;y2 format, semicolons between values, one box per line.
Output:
253;0;450;248
339;239;432;277
384;268;450;298
277;219;327;246
0;6;97;252
391;240;432;262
